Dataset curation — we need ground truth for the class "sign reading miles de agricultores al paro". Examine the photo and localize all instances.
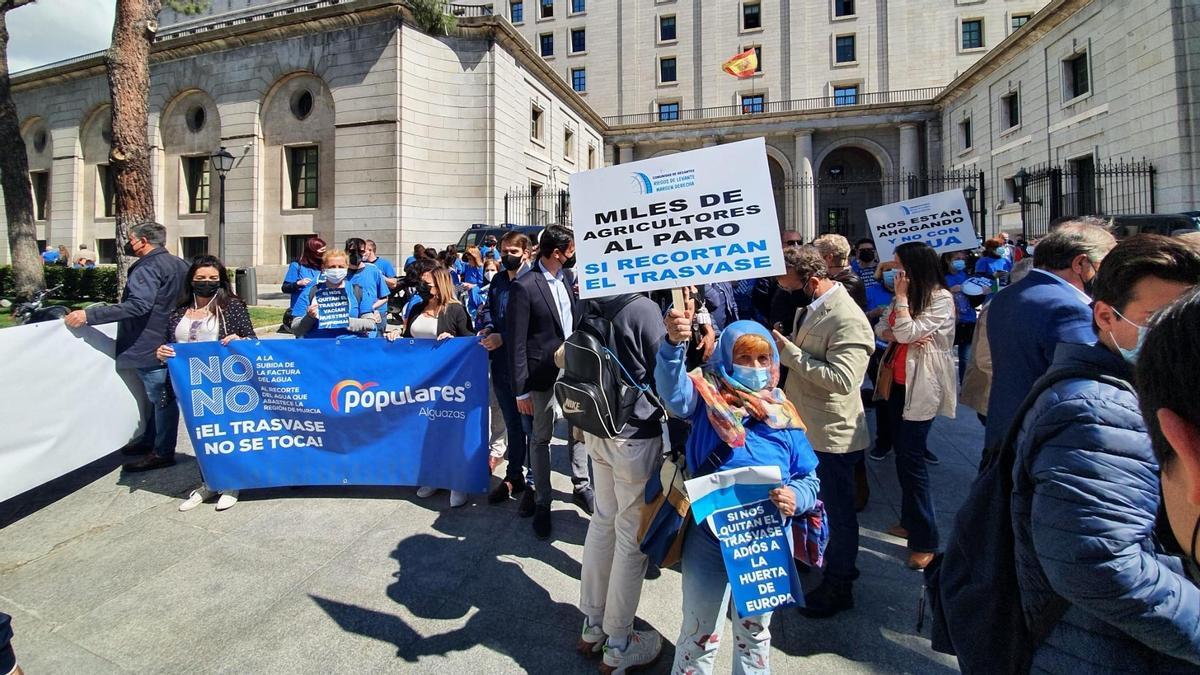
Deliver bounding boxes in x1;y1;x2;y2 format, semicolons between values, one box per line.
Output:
571;137;785;299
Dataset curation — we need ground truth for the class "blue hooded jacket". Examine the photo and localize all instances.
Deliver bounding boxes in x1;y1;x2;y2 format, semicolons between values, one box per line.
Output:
1012;342;1200;673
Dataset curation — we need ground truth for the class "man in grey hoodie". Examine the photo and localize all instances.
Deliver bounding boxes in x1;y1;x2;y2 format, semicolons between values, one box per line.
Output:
573;292;667;674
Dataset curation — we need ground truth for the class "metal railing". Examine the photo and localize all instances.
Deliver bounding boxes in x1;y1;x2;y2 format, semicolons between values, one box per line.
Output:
155;0;345;41
448;2;494;17
504;188;570;227
603;87;943;126
1018;158;1156;238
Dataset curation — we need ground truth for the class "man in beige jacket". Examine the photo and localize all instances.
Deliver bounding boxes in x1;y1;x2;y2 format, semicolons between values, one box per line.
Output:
771;246;875;618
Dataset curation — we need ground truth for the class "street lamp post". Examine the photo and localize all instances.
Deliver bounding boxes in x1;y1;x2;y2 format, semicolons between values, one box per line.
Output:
211;146;235;262
962;183;978;239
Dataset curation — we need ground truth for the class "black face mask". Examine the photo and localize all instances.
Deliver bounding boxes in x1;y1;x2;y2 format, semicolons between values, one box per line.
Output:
192;281;221;298
562;253;577;269
858;250;876;263
415;280;432;299
501;254;523;271
348;250;363;266
123;241;138;257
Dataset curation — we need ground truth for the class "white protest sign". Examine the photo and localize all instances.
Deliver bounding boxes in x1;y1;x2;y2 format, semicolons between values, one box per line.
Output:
865;188;980;261
570;137;784;299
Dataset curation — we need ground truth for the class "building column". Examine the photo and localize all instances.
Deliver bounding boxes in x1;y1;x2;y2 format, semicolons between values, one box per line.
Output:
603;142;616;167
900;123;920;199
617;142;634;165
794;130;815;241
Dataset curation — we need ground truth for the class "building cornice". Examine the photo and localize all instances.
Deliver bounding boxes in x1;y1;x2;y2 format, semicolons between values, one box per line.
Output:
935;0;1095;106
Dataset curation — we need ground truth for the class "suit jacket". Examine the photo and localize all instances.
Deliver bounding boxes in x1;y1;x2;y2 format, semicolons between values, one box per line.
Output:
778;284;875;454
506;262;579;395
984;270;1095;449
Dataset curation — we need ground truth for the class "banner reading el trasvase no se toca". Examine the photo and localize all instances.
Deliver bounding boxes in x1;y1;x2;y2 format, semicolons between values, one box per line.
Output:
167;337;489;493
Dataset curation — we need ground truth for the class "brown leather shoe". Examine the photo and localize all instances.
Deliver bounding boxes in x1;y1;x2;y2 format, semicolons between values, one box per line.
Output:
906;551;935;570
885;524;909;539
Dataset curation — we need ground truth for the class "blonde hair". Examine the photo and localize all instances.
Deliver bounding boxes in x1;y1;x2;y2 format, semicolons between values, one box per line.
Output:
428;267;460;315
813;234;851;266
322;249;349;267
733;333;771;361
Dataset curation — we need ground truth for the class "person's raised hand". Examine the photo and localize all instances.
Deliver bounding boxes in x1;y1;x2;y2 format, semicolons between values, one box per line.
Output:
894;270;910;299
665;296;694;346
297;278;312;287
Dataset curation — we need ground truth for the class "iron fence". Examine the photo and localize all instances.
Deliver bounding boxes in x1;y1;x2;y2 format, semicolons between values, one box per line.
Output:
448;2;493;17
603;87;943;127
1018;158;1155;238
503;188;570;227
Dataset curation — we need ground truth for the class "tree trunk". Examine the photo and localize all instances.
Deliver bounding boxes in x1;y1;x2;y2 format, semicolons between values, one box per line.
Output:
106;0;160;291
0;6;45;301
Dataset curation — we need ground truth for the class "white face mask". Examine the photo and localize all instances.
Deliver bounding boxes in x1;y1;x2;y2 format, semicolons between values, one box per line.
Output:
484;271;496;283
324;268;348;284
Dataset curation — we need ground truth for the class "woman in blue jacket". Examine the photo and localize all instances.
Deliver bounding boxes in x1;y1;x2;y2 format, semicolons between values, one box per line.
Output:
655;314;820;675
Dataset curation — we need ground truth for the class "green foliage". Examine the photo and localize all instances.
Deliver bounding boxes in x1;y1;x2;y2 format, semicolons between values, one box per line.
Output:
163;0;211;16
407;0;456;35
0;265;120;303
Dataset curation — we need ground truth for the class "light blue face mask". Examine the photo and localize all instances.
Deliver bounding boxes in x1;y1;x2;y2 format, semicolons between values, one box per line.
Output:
883;269;897;290
731;364;771;391
1110;307;1149;364
951;259;967;273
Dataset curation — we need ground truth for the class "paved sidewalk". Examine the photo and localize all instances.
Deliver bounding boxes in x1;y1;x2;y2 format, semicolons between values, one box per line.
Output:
0;405;982;673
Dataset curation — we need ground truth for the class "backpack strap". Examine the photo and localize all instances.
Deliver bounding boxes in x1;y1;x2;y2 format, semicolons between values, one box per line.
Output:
991;365;1137;647
591;296;665;414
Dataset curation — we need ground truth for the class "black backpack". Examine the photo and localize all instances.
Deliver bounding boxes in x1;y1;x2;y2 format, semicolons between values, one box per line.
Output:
923;367;1136;674
554;296;657;439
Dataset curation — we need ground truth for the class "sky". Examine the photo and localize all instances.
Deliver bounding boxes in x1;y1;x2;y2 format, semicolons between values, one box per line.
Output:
7;0;116;73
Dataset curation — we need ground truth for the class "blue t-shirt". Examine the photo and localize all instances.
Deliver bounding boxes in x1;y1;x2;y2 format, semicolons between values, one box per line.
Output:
479;245;501;262
974;256;1012;278
347;264;390;312
369;257;397;279
283;262;323;307
294;282;375;339
945;272;977;324
42;250;59;264
852;260;880;291
461;264;485;287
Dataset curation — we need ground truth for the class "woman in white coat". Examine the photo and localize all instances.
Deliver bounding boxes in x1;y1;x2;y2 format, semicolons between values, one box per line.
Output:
874;241;957;570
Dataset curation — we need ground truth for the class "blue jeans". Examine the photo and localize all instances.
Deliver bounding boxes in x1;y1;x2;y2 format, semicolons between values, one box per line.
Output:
491;367;532;486
136;366;179;460
882;385;939;552
671;525;772;675
816;451;863;584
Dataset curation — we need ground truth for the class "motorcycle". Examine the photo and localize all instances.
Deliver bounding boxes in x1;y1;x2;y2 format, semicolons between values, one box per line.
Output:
12;284;69;325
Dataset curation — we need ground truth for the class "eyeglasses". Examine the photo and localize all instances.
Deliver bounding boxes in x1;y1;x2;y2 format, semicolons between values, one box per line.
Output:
783;240;802;246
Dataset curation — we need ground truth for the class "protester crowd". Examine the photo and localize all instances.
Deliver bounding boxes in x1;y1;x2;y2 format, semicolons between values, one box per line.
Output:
24;215;1197;675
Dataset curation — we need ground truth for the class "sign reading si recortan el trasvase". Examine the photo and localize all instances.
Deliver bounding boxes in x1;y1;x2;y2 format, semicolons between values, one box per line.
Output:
571;137;784;299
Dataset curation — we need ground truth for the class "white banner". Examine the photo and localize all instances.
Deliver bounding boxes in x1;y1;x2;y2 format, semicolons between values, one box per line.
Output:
0;321;144;503
571;137;784;299
865;188;980;261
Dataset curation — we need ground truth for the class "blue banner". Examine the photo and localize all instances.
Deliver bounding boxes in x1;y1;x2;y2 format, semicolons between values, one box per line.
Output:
710;498;799;618
166;337;489;493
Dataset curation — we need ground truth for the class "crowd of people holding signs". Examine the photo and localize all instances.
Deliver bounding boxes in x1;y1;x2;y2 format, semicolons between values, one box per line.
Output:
16;138;1197;675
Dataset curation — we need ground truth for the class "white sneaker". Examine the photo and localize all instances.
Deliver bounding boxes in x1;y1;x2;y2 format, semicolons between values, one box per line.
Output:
416;486;439;498
449;490;469;508
576;618;606;658
179;486;215;512
602;630;662;674
215;491;239;511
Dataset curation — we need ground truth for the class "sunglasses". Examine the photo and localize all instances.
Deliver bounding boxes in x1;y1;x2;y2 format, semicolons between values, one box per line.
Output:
783;240;802;246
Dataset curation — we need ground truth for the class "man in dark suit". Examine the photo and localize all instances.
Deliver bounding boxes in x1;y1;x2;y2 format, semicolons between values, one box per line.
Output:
984;218;1116;452
507;225;589;539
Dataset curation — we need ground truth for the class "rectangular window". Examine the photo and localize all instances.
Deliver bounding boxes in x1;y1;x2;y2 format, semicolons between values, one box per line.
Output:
570;28;585;53
1002;91;1020;129
571;67;586;92
285;234;315;264
587;145;596;169
658;102;680;122
510;0;523;23
659;15;676;42
1065;51;1089;99
96;238;117;264
30;171;49;221
659;57;677;83
530;105;543;140
180;236;208;261
98;164;116;218
741;94;765;114
563;128;575;160
834;0;854;17
1011;14;1030;32
1071;155;1097;215
833;84;858;105
961;19;984;50
835;35;856;63
960;118;973;150
540;33;554;57
540;0;552;19
742;2;761;30
184;156;211;214
570;0;584;13
289;146;319;209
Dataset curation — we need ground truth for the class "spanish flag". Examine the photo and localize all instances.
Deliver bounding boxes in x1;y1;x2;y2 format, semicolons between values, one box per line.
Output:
722;48;758;79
